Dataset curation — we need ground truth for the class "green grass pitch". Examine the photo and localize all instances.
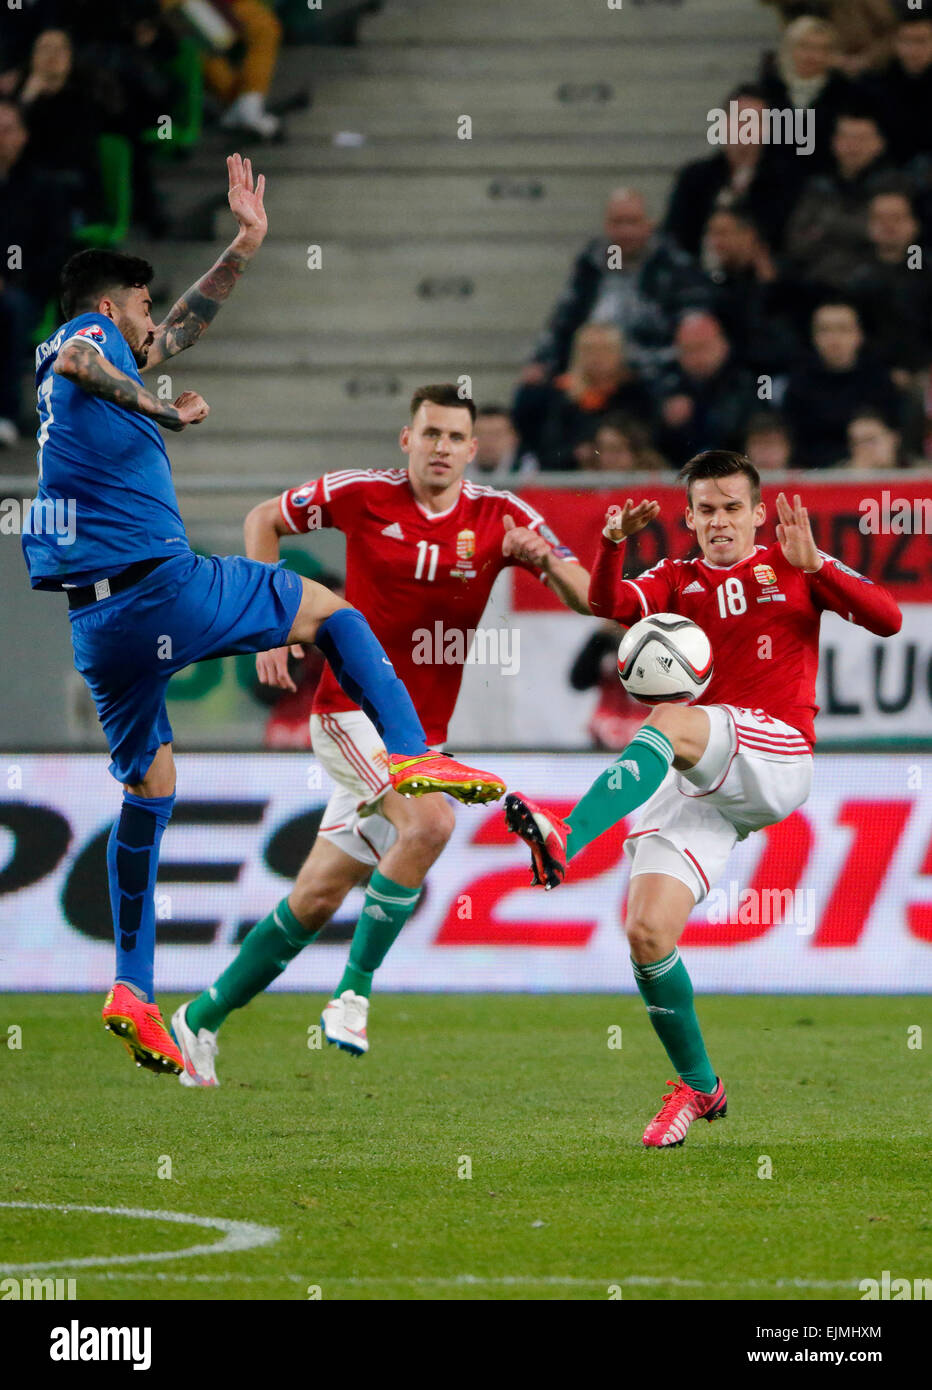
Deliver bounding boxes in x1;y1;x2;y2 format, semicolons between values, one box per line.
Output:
0;993;927;1301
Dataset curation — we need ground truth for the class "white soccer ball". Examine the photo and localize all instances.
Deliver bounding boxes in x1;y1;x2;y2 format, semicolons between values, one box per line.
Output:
616;613;713;704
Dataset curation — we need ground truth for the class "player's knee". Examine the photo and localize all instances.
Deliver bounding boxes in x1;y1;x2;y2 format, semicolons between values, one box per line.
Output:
624;912;667;961
397;801;456;859
288;882;344;930
646;705;706;765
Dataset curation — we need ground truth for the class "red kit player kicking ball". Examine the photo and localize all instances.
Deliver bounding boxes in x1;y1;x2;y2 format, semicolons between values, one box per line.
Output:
172;384;589;1084
505;451;902;1148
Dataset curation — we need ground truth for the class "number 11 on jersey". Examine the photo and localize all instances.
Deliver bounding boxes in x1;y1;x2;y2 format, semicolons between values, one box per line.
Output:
414;541;439;581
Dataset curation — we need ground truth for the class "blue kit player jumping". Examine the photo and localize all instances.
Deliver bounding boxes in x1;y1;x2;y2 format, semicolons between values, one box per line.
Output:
22;154;504;1076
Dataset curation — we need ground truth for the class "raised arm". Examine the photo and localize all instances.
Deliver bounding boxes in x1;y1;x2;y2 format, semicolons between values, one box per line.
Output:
143;153;267;371
776;491;902;637
500;513;591;614
589;498;661;621
54;339;208;431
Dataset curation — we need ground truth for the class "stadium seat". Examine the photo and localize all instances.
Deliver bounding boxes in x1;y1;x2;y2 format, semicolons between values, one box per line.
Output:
74;135;133;249
142;37;204;154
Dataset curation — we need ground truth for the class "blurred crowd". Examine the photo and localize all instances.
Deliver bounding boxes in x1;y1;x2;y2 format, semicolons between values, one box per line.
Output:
479;1;932;480
0;0;299;443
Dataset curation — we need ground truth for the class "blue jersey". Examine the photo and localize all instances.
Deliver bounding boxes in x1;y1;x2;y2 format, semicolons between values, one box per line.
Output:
22;312;191;590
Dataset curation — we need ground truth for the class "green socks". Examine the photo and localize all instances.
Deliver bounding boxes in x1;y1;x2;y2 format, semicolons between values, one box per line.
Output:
186;896;314;1034
334;870;421;999
184;872;422;1035
566;725;674;860
631;948;717;1093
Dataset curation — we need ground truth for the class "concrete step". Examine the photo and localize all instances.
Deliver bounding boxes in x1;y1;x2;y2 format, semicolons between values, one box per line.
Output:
181;363;518;433
194;169;672;240
177;129;704;175
302;38;772;80
180;329;535;372
361;0;778;44
142;238;583;339
170;432;417;483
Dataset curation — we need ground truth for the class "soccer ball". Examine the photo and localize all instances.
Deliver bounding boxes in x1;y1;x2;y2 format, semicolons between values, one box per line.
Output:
616;613;713;704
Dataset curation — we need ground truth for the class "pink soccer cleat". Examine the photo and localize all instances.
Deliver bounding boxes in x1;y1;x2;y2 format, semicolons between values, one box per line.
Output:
642;1077;728;1148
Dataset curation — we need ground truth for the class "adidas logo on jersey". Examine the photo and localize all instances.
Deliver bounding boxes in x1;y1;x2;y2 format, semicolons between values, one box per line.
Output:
381;522;405;540
364;904;391;920
683;581;703;594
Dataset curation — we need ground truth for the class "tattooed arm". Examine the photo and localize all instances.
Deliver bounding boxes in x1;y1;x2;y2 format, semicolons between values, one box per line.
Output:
144;153;267;371
55;341;209;431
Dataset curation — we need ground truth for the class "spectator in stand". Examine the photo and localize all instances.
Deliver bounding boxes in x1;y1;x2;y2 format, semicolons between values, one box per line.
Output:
0;98;72;445
652;312;759;463
758;15;854;170
760;2;896;75
12;27;107;221
581;413;668;473
515;323;654;471
849;186;932;375
569;620;645;752
744;411;796;472
702;206;805;376
160;0;284;140
862;12;932;165
840;409;909;469
81;2;180;237
521;186;712;385
781;300;904;468
783;107;893;289
467;405;537;482
665;85;799;257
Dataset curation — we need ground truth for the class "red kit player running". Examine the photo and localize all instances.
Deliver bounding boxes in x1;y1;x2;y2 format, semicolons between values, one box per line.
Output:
172;384;590;1084
505;450;902;1148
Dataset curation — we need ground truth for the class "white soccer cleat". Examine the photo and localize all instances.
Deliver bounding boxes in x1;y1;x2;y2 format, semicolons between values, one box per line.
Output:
171;1002;220;1087
321;989;369;1056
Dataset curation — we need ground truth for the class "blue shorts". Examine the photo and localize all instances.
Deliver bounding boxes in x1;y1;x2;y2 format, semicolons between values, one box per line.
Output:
70;552;303;784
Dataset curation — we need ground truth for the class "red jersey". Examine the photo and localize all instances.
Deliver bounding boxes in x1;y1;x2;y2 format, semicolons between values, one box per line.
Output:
279;469;578;743
589;536;901;747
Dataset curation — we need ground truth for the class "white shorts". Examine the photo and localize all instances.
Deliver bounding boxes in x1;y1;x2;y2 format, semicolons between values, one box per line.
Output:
310;710;397;867
624;705;813;905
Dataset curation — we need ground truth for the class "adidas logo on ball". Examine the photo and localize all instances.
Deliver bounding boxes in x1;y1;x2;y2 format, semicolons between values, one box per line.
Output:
617;613;713;705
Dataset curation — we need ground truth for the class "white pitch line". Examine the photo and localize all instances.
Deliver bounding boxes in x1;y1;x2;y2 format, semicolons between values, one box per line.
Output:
77;1271;860;1291
0;1202;278;1274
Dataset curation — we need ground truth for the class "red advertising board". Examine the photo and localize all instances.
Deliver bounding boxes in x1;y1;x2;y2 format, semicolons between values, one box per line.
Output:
514;479;932;610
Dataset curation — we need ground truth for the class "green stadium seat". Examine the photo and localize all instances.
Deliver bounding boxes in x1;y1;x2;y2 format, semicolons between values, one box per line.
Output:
74;134;133;249
142;38;203;154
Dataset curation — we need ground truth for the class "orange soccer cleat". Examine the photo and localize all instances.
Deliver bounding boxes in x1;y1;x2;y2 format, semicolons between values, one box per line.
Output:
102;983;183;1075
387;751;505;805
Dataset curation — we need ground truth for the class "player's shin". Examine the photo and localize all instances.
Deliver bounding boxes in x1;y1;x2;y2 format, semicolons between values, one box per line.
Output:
313;608;427;755
631;948;717;1093
334;871;421;998
186;897;316;1034
108;792;175;1002
565;725;674;859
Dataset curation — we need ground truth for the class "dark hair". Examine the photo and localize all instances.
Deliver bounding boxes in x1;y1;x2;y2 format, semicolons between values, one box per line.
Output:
409;383;476;423
726;82;768;106
745;410;791;441
678;449;761;506
868;179;918;215
60;249;154;320
813;297;862;324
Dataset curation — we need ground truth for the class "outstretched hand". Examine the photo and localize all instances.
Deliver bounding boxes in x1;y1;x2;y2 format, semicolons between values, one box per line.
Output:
604;498;660;541
502;514;553;569
775;491;821;572
227;153;267;251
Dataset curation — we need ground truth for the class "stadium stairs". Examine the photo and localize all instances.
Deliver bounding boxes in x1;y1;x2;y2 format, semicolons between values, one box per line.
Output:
2;0;778;557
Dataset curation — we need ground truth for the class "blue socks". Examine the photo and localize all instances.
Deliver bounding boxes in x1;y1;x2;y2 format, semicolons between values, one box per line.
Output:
107;792;175;1002
315;608;427;754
